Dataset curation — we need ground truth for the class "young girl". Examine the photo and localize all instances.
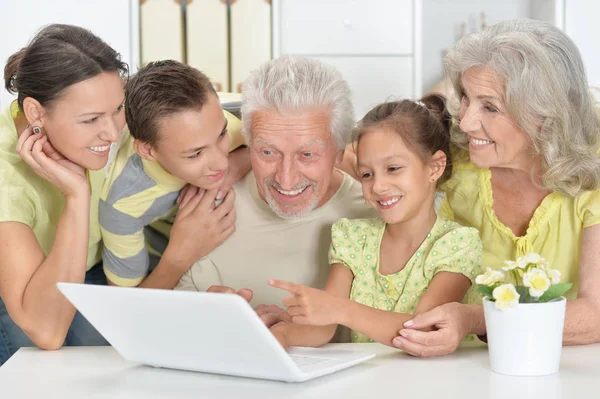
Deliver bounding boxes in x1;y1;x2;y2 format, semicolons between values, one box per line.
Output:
268;94;483;347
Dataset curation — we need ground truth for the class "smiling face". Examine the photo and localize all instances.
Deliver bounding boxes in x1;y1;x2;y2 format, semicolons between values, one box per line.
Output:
249;108;342;219
458;66;533;170
357;127;439;225
146;94;230;189
36;71;125;170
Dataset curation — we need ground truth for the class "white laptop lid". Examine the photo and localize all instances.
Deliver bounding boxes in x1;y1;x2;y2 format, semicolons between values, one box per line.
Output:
57;283;304;381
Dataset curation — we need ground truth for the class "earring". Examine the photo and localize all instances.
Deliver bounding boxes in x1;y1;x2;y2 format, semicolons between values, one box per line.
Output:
32;126;41;134
430;178;435;182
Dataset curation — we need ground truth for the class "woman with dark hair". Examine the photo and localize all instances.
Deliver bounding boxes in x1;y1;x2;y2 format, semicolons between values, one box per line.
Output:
0;24;128;364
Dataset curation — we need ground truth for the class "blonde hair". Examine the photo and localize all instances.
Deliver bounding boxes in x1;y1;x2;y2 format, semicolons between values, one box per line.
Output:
445;19;600;197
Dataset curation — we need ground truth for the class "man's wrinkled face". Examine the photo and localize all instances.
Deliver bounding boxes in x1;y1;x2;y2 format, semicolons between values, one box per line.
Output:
249;109;340;219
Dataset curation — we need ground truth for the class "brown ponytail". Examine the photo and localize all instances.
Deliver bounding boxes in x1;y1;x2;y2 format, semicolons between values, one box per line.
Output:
3;48;26;94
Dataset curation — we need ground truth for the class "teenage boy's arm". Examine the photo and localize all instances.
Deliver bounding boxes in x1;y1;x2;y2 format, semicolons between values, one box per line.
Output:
270;267;471;347
139;189;236;289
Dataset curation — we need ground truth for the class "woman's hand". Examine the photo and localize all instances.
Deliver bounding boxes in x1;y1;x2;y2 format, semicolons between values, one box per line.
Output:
16;127;88;197
392;302;478;357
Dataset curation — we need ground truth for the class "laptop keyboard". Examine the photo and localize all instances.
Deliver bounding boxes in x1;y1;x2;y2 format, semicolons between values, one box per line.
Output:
290;355;333;371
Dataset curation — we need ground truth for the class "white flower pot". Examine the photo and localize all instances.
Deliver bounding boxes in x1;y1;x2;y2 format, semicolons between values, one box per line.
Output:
483;296;566;376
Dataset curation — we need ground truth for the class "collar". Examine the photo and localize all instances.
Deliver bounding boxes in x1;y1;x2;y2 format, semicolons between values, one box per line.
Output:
141;158;187;191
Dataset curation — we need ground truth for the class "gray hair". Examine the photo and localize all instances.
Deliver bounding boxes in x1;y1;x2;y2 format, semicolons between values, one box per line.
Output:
241;56;354;151
445;18;600;197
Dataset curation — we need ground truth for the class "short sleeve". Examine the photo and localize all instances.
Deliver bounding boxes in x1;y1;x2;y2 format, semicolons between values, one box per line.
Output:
328;218;365;275
427;226;483;283
0;169;35;227
100;201;148;287
576;188;600;228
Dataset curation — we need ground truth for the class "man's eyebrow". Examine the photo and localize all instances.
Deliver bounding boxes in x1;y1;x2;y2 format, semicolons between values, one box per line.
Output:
254;138;277;147
299;139;327;148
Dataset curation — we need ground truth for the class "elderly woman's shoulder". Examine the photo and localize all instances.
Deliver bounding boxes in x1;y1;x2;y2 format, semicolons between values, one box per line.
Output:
442;150;481;193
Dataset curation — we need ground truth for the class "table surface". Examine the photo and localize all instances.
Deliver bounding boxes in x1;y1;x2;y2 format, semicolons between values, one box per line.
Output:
1;342;599;398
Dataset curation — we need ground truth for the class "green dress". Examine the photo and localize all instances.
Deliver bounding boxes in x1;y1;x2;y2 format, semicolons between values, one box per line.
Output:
328;216;483;343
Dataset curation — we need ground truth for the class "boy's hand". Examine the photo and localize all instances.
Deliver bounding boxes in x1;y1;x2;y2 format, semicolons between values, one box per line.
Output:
177;184;205;209
220;146;250;193
165;188;236;268
268;279;345;326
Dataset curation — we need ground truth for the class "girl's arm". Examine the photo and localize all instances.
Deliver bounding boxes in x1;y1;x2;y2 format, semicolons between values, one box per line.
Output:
270;266;471;348
341;271;470;346
268;264;353;348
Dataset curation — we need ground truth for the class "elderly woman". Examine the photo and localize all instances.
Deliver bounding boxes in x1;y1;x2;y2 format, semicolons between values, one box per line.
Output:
392;18;600;357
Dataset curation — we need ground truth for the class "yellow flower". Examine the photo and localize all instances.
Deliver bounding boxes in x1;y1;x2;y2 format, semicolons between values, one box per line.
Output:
523;267;551;297
475;267;505;286
492;284;520;310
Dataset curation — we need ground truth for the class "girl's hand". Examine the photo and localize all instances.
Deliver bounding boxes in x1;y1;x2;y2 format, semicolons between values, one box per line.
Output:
16;127;88;197
268;279;346;326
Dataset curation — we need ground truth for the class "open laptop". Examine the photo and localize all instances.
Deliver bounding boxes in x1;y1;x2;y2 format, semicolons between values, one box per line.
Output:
57;283;375;382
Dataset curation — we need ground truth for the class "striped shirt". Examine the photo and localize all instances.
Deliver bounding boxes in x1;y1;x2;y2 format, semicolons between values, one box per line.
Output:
99;111;243;286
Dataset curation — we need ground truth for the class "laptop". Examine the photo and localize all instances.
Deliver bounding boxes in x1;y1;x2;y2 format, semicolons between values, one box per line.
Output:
57;282;375;382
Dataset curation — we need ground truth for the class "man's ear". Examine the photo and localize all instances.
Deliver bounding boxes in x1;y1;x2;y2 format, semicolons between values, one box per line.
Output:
429;150;447;183
133;139;156;161
22;97;45;127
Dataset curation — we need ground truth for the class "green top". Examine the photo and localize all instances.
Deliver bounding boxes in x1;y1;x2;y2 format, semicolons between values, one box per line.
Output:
328;216;483;342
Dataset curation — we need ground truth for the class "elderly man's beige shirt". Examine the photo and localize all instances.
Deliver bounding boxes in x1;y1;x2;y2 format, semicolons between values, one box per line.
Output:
176;169;375;307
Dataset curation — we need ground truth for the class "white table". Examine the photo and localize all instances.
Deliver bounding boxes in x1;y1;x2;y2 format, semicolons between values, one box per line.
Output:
1;342;599;398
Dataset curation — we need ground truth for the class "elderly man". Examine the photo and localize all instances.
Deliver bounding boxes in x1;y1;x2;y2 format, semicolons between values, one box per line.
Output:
175;56;374;313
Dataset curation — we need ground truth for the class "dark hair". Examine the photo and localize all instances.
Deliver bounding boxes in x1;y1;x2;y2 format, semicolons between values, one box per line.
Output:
125;60;216;147
4;24;128;111
355;93;453;186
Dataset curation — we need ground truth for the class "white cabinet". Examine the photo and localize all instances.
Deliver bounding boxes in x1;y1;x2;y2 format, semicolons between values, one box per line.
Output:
273;0;415;118
0;0;139;111
277;0;413;55
273;0;562;119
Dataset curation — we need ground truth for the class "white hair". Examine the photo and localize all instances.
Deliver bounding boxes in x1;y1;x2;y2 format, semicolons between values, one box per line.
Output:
241;56;354;151
445;18;600;197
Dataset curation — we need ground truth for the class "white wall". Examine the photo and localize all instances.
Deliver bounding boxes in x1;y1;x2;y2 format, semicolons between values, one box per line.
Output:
0;0;139;110
420;0;540;94
564;0;600;94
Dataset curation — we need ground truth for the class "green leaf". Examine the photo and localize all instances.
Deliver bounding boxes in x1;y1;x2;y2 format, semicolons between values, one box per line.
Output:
476;285;493;299
515;285;535;303
538;283;573;303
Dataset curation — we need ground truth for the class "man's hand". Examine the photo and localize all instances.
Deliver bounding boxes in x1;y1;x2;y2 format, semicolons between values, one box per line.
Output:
207;285;253;302
255;304;292;328
269;323;289;348
392;302;473;357
268;279;345;326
